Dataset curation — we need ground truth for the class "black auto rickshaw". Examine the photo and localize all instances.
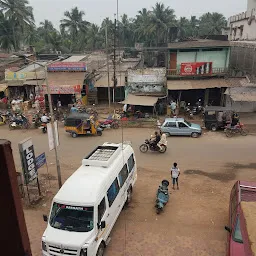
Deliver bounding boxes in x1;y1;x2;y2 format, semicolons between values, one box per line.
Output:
64;113;103;138
204;106;234;131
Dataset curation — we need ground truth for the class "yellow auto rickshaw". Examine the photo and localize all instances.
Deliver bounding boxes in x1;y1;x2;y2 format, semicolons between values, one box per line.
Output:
64;113;103;138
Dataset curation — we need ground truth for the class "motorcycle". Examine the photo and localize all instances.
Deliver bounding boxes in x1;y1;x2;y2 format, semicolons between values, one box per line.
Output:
40;123;48;133
224;122;249;138
155;180;170;214
139;139;167;153
192;99;204;115
32;112;41;129
185;103;193;119
99;119;119;130
9;114;30;130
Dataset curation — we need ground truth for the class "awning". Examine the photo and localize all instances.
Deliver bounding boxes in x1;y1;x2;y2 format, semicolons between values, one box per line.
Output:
225;87;256;102
7;80;24;86
23;80;45;86
43;72;85;86
94;74;125;88
167;78;248;90
0;84;7;91
120;94;158;106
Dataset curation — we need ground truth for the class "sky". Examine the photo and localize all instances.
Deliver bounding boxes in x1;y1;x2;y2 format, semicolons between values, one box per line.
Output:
29;0;247;29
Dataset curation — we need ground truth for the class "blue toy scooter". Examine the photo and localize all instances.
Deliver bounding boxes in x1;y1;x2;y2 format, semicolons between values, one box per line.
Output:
155;180;170;214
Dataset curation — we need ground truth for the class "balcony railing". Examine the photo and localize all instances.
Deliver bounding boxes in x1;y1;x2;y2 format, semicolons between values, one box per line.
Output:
167;68;229;77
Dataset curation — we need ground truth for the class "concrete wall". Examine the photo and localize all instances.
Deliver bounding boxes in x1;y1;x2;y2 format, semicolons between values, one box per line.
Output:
248;0;256;11
127;68;166;94
176;49;230;69
226;95;256;112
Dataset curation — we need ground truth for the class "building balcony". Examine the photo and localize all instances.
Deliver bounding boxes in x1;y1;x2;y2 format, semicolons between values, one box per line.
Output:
167;68;229;78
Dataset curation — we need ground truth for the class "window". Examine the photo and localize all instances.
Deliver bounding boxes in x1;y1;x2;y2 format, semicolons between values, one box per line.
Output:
107;178;120;207
98;198;106;223
128;154;135;173
178;122;188;128
184;120;191;127
49;203;94;232
119;164;129;187
233;216;243;244
164;122;177;128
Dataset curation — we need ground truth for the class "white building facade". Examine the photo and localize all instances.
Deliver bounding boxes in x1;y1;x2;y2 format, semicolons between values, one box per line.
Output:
226;0;256;41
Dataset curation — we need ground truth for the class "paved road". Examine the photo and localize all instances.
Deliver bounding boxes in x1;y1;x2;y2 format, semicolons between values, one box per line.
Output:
1;125;256;256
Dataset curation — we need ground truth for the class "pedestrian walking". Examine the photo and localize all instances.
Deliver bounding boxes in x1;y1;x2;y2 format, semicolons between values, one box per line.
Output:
171;162;180;190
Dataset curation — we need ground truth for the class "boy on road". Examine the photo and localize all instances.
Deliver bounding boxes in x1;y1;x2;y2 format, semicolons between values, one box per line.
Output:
171;162;180;190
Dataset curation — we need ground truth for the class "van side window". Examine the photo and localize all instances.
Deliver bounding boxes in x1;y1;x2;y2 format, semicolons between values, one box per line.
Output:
119;164;128;187
107;178;120;207
98;197;106;223
128;154;135;173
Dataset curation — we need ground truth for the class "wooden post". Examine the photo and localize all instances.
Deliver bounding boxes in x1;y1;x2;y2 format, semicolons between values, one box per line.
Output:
0;140;32;255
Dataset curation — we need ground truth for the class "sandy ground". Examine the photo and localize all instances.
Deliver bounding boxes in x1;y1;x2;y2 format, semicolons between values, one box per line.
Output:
1;124;256;256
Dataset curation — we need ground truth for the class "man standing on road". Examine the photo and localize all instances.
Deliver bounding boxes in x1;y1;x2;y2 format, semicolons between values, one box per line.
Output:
171;162;180;190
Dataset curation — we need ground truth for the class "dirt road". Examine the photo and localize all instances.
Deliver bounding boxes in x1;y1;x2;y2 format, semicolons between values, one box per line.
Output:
1;125;256;256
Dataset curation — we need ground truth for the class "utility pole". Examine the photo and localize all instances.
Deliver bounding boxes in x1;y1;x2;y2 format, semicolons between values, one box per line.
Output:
113;18;117;107
45;66;62;188
105;26;111;114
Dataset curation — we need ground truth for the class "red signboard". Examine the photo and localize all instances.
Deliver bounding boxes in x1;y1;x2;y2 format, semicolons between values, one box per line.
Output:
42;85;81;94
47;62;86;72
180;62;213;76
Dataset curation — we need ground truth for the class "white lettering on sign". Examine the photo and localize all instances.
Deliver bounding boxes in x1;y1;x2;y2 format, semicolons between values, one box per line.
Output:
66;206;84;211
184;65;193;73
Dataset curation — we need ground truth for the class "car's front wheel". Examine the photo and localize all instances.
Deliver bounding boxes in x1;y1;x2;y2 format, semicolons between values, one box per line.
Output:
191;132;200;138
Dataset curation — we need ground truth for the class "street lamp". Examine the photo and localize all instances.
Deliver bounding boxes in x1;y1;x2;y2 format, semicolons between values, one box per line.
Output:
26;58;62;188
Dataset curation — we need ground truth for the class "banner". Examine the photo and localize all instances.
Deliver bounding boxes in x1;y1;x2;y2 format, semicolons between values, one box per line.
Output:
47;62;87;72
36;152;47;169
180;62;213;76
47;121;59;151
19;138;38;184
42;85;81;94
5;71;45;80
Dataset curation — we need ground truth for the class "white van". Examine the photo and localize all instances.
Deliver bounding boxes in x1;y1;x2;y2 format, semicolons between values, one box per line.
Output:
42;142;137;256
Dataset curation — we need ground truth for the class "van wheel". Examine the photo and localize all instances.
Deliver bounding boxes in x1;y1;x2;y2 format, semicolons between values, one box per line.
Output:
96;243;105;256
126;187;133;205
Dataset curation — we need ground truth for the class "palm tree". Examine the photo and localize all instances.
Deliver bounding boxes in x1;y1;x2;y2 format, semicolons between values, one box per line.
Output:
199;12;227;36
177;17;190;39
38;20;55;43
0;0;34;51
60;6;90;49
86;24;102;50
0;11;13;51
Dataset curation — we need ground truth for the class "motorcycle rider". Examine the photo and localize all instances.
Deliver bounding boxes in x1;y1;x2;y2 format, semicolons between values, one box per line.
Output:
157;131;167;151
41;113;50;124
151;131;161;150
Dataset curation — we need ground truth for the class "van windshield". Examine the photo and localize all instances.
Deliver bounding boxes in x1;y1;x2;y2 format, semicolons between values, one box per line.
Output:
49;203;94;232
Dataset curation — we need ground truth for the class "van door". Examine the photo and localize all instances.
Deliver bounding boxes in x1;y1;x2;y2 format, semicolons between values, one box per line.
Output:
118;164;129;205
106;178;122;236
96;197;109;243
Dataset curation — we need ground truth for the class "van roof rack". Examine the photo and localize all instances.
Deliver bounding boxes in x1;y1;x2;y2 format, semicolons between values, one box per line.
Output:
82;144;122;168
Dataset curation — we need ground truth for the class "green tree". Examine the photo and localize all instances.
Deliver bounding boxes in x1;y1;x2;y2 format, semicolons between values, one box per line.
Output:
0;0;34;51
38;20;55;44
199;12;227;36
60;7;89;50
0;11;13;51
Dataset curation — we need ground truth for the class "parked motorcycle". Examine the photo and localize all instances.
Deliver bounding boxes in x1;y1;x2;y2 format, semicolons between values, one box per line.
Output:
9;114;30;130
139;139;167;153
99;119;119;130
224;122;249;138
185;103;194;119
32;112;41;129
155;180;170;214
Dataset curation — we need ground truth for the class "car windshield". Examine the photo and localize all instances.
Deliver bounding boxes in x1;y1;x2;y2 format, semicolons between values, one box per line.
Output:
184;120;191;127
233;217;243;244
49;203;94;232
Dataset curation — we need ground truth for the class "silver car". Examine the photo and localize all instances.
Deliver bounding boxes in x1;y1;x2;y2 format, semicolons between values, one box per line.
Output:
160;118;202;138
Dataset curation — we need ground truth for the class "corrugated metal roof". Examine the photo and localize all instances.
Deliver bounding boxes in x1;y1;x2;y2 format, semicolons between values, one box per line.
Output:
167;78;248;90
62;55;87;62
94;73;125;88
18;62;47;72
44;72;85;86
168;39;230;49
120;94;158;106
225;87;256;102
